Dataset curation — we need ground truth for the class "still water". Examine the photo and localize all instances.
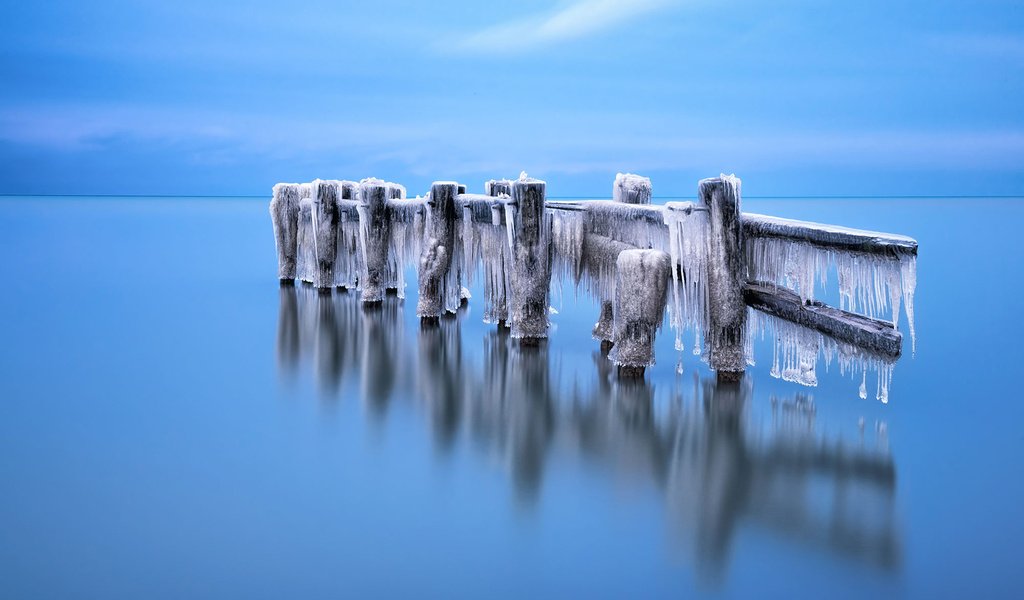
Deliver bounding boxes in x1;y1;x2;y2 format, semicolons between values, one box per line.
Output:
0;196;1021;598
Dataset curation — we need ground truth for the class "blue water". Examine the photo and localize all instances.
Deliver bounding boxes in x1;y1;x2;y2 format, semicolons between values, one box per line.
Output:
1;196;1021;598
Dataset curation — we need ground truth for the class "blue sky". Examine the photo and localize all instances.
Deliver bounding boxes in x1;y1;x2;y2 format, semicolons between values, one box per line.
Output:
1;0;1022;197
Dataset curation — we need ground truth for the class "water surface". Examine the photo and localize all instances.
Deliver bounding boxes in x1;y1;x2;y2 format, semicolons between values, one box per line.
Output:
0;196;1020;598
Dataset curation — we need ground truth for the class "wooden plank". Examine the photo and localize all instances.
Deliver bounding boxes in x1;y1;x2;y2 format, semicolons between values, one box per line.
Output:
743;281;903;358
742;213;918;257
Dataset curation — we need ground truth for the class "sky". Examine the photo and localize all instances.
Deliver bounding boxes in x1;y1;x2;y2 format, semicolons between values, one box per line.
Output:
1;0;1022;197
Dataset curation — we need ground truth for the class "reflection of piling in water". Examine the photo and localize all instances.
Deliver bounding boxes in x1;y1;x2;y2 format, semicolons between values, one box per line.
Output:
274;292;900;575
276;283;300;375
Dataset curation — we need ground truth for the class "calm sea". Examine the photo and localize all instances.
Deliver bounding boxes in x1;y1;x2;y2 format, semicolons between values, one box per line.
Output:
1;196;1021;598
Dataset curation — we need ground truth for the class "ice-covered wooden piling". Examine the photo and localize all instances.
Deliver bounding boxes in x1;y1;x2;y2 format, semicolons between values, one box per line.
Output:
270;183;303;281
612;249;672;377
506;177;552;342
311;179;340;291
358;179;391;303
417;182;460;318
700;175;747;380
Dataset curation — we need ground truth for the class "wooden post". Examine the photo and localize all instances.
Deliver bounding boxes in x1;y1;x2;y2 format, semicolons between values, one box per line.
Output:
417;182;460;319
387;183;406;200
699;175;747;380
612;249;671;377
358;180;391;304
593;173;652;347
312;179;340;292
270;183;302;281
485;179;513;197
297;196;315;283
613;173;652;205
507;177;552;342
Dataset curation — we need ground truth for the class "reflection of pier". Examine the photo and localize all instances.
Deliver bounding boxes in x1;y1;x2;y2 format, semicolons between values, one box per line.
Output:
277;287;900;579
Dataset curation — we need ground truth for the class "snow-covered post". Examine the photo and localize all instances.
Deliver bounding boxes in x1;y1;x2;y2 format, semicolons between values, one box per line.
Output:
270;183;302;281
593;173;653;346
312;179;340;291
417;182;460;319
507;177;552;343
700;175;747;379
387;182;406;200
611;249;671;377
485;179;512;197
613;173;652;205
297;196;315;283
358;180;391;304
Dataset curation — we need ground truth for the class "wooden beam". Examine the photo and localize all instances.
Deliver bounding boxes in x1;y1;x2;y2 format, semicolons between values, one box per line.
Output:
743;281;903;358
742;213;918;257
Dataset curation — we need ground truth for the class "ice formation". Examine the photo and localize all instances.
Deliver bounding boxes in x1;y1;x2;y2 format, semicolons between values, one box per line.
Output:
356;178;390;302
297;196;315;283
504;177;552;339
269;183;304;280
310;179;340;289
609;249;672;368
747;309;897;403
663;203;710;356
417;183;464;317
745;236;917;353
462;199;512;324
386;194;425;299
325;181;357;289
613;173;653;205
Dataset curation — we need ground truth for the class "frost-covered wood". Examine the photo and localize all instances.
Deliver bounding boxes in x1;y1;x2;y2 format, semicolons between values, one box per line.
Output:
744;282;902;358
271;171;918;398
417;182;461;318
506;177;552;341
270;183;303;280
357;179;391;303
311;179;340;290
611;250;671;373
613;173;652;205
700;175;747;377
743;214;918;257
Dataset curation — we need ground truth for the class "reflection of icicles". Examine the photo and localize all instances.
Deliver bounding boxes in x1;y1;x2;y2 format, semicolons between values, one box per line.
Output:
746;237;916;350
664;206;709;356
748;308;897;403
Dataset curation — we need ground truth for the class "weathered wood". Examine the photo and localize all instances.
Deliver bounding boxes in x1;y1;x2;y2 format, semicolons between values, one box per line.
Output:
311;179;341;290
700;175;747;375
744;282;903;358
270;183;303;280
613;173;652;205
508;177;552;341
743;213;918;257
417;182;460;317
581;233;636;344
484;179;513;197
358;180;391;303
612;249;671;375
459;193;502;223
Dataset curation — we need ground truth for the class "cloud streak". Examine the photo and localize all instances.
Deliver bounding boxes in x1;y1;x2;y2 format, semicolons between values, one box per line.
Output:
450;0;677;54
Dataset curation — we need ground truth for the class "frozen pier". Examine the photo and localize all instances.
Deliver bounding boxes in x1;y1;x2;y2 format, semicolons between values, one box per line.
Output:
270;173;918;401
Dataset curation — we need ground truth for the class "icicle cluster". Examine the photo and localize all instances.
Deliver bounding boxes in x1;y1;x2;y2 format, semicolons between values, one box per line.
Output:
746;237;917;352
462;203;512;323
663;205;710;355
747;309;897;403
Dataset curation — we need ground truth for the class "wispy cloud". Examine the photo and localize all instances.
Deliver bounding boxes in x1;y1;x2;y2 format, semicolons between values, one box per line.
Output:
450;0;677;54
